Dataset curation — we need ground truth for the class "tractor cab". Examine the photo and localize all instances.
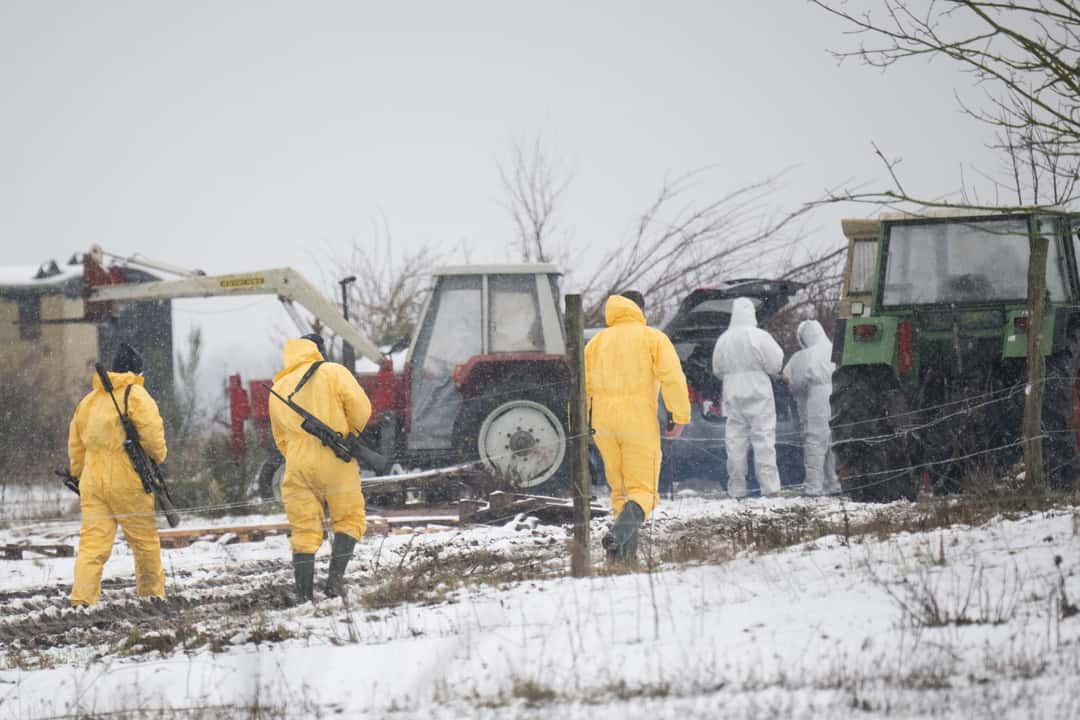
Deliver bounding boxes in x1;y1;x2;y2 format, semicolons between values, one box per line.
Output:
831;211;1080;500
402;265;569;489
838;218;880;320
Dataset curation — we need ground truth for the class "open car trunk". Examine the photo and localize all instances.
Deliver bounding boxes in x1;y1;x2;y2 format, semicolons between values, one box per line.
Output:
662;279;803;399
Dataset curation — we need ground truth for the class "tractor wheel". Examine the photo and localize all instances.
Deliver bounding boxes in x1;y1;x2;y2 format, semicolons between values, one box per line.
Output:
1042;327;1080;489
830;366;915;502
459;384;570;495
256;452;285;503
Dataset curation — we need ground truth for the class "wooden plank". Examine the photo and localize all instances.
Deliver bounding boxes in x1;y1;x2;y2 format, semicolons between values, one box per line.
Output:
157;522;294;549
1;544;75;560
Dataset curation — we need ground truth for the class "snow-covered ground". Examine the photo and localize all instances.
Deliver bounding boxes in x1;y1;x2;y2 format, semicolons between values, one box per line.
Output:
2;494;1079;719
0;482;79;525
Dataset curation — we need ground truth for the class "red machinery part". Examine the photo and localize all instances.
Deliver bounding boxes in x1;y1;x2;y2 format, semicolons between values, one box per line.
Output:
247;379;274;449
228;374;251;457
81;250;126;322
369;358;397;414
898;321;913;374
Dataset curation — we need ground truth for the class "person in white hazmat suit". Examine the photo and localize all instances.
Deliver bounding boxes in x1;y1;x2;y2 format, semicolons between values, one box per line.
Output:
782;320;841;496
712;297;785;498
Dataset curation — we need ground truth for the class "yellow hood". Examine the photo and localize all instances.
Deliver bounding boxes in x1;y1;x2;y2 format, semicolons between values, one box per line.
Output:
91;371;144;393
274;339;325;382
604;295;646;327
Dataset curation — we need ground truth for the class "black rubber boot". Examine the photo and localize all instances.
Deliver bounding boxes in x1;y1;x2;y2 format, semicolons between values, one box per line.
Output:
293;553;315;604
601;531;617;562
607;501;645;567
324;532;357;599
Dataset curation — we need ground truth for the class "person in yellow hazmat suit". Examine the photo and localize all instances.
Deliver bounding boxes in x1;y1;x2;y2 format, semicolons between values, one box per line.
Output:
69;343;168;607
585;292;690;565
269;333;372;603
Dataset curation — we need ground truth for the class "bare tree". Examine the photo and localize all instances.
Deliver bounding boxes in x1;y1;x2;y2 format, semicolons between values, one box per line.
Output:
336;212;440;349
812;0;1080;207
578;168;824;325
499;133;573;263
496;137;841;328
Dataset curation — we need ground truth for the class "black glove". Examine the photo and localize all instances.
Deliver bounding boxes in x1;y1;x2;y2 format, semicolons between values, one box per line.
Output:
55;469;80;496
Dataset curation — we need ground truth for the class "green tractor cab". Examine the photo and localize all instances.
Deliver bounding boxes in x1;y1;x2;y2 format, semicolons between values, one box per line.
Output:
831;212;1080;500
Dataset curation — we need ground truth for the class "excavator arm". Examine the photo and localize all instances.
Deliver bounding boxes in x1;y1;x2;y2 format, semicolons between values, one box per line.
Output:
87;267;385;365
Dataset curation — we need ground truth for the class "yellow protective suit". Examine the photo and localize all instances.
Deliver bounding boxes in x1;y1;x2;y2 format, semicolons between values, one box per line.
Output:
585;296;691;518
269;339;373;554
69;371;168;606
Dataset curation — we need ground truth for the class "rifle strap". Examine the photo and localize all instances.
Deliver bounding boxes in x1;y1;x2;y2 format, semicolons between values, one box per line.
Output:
123;384;133;418
289;361;325;401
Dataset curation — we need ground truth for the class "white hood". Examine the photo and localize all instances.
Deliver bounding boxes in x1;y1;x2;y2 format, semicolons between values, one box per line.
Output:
729;297;758;328
797;320;829;349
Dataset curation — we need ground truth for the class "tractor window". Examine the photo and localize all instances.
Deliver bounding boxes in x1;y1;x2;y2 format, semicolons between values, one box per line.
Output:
417;275;482;373
489;274;543;353
882;218;1066;305
848;239;877;294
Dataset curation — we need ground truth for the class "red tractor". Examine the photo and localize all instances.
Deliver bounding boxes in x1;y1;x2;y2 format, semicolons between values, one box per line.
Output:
225;264;572;496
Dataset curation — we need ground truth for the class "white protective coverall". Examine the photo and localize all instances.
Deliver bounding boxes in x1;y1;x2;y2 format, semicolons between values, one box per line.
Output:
712;297;785;497
782;320;841;496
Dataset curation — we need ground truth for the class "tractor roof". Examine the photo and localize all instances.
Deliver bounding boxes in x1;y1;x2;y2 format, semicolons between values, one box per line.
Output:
432;263;561;277
842;207;1075;239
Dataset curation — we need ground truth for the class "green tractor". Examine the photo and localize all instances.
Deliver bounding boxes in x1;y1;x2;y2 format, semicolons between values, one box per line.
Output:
830;211;1080;501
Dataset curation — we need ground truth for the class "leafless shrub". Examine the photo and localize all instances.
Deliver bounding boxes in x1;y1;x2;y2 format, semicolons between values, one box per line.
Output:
882;564;1024;629
510;677;559;706
981;640;1050;681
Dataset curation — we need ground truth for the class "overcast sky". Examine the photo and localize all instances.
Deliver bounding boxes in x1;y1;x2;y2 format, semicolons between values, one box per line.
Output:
1;1;1002;400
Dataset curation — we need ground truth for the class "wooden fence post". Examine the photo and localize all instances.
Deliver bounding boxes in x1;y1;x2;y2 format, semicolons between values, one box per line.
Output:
565;294;592;577
1023;225;1049;491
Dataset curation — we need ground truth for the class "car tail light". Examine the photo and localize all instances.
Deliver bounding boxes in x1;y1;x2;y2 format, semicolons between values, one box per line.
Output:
853;324;879;341
1014;316;1029;332
452;363;466;387
898;321;913;374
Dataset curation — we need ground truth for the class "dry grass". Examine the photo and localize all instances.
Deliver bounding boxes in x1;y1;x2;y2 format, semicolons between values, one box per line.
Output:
118;611;292;657
510;678;559;706
360;545;557;610
882;564;1024;628
650;489;1080;570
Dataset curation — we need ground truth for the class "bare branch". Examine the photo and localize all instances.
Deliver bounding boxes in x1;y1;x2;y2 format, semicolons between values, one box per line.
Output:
328;212;442;351
577;168;825;324
498;133;573;264
812;0;1080;207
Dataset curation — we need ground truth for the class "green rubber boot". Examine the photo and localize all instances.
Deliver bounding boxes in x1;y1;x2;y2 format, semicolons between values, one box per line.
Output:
605;501;645;567
325;532;357;599
293;553;315;604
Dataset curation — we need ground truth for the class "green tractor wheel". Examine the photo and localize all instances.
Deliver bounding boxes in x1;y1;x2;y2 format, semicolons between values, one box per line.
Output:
830;366;916;502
